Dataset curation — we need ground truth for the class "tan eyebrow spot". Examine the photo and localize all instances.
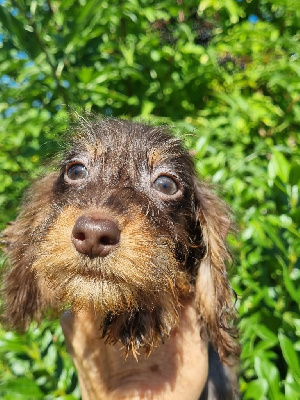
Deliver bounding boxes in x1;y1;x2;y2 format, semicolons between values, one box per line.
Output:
148;148;163;167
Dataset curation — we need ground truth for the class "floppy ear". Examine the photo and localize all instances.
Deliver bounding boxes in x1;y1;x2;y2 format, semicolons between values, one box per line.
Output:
194;180;240;364
1;173;58;331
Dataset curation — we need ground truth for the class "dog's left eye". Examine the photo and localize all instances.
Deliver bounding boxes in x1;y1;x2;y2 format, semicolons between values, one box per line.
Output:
66;163;88;181
152;175;178;196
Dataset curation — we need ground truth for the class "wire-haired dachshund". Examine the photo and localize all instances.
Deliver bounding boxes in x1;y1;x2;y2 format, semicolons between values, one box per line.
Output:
1;118;239;399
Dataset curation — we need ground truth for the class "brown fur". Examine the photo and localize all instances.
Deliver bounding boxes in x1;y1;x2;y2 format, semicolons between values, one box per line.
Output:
1;118;239;396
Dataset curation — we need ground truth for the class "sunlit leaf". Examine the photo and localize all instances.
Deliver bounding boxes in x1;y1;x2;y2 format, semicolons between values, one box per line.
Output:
279;333;300;384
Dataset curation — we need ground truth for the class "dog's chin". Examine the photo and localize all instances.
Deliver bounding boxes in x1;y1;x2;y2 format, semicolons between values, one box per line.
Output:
39;268;182;356
99;302;180;357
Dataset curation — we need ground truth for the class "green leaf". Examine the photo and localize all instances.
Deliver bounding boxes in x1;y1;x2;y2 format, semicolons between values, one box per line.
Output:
0;378;43;397
260;218;287;254
254;357;282;400
279;257;300;303
268;150;291;183
0;338;29;354
244;379;268;399
278;333;300;384
0;6;41;59
289;164;300;186
255;324;278;345
285;371;300;400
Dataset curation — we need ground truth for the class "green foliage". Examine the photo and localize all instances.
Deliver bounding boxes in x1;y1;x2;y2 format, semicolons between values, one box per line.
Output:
0;322;79;399
0;0;299;398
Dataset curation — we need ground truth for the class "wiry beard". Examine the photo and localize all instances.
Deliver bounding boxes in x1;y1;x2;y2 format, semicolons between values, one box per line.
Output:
31;206;192;355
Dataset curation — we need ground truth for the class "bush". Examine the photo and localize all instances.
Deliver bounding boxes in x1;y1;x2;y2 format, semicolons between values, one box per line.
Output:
0;0;299;398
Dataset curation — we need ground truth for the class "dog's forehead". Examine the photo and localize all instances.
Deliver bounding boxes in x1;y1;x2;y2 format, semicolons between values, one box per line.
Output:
69;119;188;167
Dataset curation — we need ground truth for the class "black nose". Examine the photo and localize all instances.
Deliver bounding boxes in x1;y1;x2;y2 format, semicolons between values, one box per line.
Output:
72;215;120;258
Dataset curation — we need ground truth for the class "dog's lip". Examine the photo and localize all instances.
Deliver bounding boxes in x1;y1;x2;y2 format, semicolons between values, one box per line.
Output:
75;258;105;276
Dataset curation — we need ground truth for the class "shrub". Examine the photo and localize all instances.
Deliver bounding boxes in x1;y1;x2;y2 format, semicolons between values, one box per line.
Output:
0;1;299;398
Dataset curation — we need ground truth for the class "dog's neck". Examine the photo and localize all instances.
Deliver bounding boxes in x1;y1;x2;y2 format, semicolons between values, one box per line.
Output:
61;301;208;400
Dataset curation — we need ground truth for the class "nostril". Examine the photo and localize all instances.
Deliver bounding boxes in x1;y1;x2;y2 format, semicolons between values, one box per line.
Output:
74;232;85;241
99;235;115;246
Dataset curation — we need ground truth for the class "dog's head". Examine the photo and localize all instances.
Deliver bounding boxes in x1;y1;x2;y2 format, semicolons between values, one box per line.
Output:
1;118;239;362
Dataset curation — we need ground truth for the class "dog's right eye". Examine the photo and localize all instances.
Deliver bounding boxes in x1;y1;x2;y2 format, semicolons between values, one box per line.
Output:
152;175;179;196
66;163;88;181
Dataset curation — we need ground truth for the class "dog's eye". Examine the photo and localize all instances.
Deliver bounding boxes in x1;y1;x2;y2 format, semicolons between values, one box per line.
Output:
153;175;178;196
66;163;88;181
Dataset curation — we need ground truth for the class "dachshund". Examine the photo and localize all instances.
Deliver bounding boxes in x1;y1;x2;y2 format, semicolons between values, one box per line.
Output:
1;118;239;399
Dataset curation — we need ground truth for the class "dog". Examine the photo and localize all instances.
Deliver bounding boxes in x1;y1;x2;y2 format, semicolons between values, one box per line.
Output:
1;118;240;399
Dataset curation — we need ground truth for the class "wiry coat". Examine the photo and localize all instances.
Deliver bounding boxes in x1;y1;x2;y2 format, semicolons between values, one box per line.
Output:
1;118;240;399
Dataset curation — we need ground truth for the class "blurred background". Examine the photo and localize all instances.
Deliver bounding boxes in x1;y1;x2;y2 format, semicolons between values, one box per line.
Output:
0;0;299;399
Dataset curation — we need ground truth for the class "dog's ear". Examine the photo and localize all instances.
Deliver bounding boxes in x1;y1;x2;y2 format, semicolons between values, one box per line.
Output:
1;173;58;331
193;180;240;364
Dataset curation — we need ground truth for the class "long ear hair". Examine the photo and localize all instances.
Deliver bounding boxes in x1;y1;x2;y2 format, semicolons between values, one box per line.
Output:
1;173;58;331
194;180;240;364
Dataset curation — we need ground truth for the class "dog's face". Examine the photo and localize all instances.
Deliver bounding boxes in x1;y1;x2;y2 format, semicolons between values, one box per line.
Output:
1;119;238;362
